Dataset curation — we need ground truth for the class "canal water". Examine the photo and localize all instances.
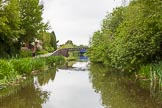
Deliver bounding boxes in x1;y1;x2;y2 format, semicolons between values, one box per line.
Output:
0;60;162;108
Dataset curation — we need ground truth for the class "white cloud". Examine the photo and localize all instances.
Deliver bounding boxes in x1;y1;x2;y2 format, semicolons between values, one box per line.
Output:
42;0;122;45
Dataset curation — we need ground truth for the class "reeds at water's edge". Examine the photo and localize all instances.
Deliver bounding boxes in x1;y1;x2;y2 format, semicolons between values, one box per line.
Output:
0;56;65;85
139;62;162;95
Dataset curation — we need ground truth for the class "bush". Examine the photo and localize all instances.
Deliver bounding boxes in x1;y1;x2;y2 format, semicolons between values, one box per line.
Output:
36;50;48;55
44;47;54;52
19;50;32;58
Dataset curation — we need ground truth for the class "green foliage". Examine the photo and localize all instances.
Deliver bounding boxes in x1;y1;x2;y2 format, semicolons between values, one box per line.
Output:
45;56;65;66
10;58;33;74
88;0;162;74
139;61;162;92
0;0;23;57
45;56;56;67
0;60;17;83
10;56;65;75
0;56;65;84
151;62;162;81
19;0;44;43
50;31;57;51
19;50;32;58
0;0;49;58
138;64;151;78
32;58;46;70
59;40;79;59
59;40;76;49
38;31;57;52
36;50;48;55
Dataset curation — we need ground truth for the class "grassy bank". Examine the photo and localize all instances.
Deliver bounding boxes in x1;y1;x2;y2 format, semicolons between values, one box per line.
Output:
0;56;65;85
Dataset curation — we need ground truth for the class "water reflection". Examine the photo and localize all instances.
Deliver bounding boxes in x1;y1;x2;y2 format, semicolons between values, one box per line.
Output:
1;62;162;108
89;63;162;108
42;62;103;108
60;61;76;69
0;82;49;108
79;55;88;62
0;68;56;108
60;55;89;69
37;67;57;86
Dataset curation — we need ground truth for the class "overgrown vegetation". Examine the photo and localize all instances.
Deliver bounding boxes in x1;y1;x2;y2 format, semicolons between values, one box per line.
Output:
88;0;162;81
0;56;65;85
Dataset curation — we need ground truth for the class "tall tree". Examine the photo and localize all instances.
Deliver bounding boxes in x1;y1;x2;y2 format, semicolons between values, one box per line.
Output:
19;0;44;44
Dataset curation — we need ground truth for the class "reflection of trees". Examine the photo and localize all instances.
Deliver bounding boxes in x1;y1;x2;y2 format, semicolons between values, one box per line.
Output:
0;78;49;108
59;61;76;69
38;67;57;86
0;67;57;108
90;63;162;108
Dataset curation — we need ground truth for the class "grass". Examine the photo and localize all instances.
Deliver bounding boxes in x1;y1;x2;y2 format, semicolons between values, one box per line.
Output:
0;56;65;85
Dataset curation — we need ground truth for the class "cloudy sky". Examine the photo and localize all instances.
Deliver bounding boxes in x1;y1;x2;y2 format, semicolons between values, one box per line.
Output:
42;0;122;45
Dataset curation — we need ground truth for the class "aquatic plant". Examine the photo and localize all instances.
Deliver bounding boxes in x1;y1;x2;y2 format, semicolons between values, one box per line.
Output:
138;64;151;79
0;60;17;84
46;56;65;66
10;58;33;75
32;58;46;70
0;56;65;85
139;62;162;94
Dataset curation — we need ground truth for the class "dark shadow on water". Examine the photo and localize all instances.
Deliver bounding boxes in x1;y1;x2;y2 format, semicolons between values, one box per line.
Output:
89;63;162;108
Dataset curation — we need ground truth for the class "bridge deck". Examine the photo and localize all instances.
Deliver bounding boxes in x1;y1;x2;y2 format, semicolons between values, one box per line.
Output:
52;47;88;57
68;47;88;51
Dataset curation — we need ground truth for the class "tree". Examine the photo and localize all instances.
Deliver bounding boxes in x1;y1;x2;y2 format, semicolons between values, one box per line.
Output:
0;0;22;57
50;31;57;51
89;0;162;72
111;0;162;70
0;0;49;57
19;0;44;44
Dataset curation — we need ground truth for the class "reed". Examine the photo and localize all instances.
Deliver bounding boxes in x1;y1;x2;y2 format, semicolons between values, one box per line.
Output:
139;62;162;94
0;60;17;84
0;56;65;85
10;58;33;75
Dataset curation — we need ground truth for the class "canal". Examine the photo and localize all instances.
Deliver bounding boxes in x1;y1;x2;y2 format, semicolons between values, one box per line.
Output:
0;60;162;108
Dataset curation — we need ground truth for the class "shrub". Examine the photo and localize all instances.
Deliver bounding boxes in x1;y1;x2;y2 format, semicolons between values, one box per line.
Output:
36;50;48;55
19;50;32;58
